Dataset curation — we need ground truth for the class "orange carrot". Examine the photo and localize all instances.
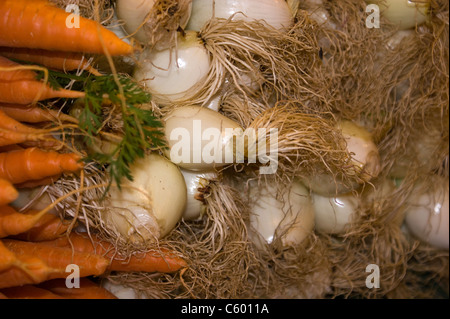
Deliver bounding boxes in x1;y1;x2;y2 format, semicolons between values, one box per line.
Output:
0;147;83;185
2;239;109;279
0;109;41;134
0;239;18;272
0;292;7;299
0;252;57;289
0;285;64;299
0;128;47;147
0;103;78;124
0;47;101;75
43;232;188;273
0;55;85;104
0;206;53;238
0;178;18;206
11;212;70;242
38;278;118;299
0;0;133;56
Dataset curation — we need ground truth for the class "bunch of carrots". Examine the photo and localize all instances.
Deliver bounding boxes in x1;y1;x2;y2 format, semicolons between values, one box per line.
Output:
0;0;187;299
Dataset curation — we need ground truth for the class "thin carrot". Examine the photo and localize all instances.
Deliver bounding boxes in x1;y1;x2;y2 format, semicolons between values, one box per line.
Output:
38;278;118;299
0;285;64;299
0;103;78;124
42;232;188;273
0;109;41;134
2;239;109;279
0;147;83;185
0;55;85;104
0;239;18;272
0;0;133;56
0;254;65;289
0;47;101;75
0;178;18;206
0;128;47;148
0;206;54;239
11;212;70;242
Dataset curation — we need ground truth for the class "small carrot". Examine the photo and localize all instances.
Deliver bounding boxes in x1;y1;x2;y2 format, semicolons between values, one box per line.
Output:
0;254;63;289
0;178;18;206
38;278;118;299
0;103;78;124
0;239;19;272
3;239;109;278
0;147;83;185
0;47;101;75
0;206;54;239
0;0;133;56
0;55;85;104
11;212;70;242
0;285;64;299
43;232;188;273
0;128;47;148
0;109;42;134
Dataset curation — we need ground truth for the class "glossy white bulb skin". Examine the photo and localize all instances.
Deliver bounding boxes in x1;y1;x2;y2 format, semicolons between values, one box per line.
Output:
116;0;192;43
116;0;156;42
367;0;430;30
302;121;381;196
163;105;243;171
134;31;210;103
11;188;57;215
180;168;218;221
313;179;399;234
249;180;315;249
104;154;187;243
404;176;449;250
102;280;140;299
186;0;294;31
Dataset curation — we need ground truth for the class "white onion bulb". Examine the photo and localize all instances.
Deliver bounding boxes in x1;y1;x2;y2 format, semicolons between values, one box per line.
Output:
11;187;57;214
134;31;210;103
313;179;399;234
163;105;242;171
186;0;294;31
404;175;449;250
102;280;140;299
248;179;315;249
116;0;192;43
180;168;218;221
103;153;187;243
302;120;381;196
367;0;430;30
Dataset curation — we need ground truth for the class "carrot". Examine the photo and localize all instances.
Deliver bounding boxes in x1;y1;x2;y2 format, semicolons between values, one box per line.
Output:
0;254;65;289
0;178;18;206
0;0;133;56
0;55;85;104
0;128;47;148
11;212;70;242
0;206;54;239
0;239;18;272
0;109;41;134
0;147;83;185
42;232;188;273
0;47;101;75
38;278;118;299
2;239;109;279
0;103;78;124
0;292;7;299
1;240;51;286
0;285;64;299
